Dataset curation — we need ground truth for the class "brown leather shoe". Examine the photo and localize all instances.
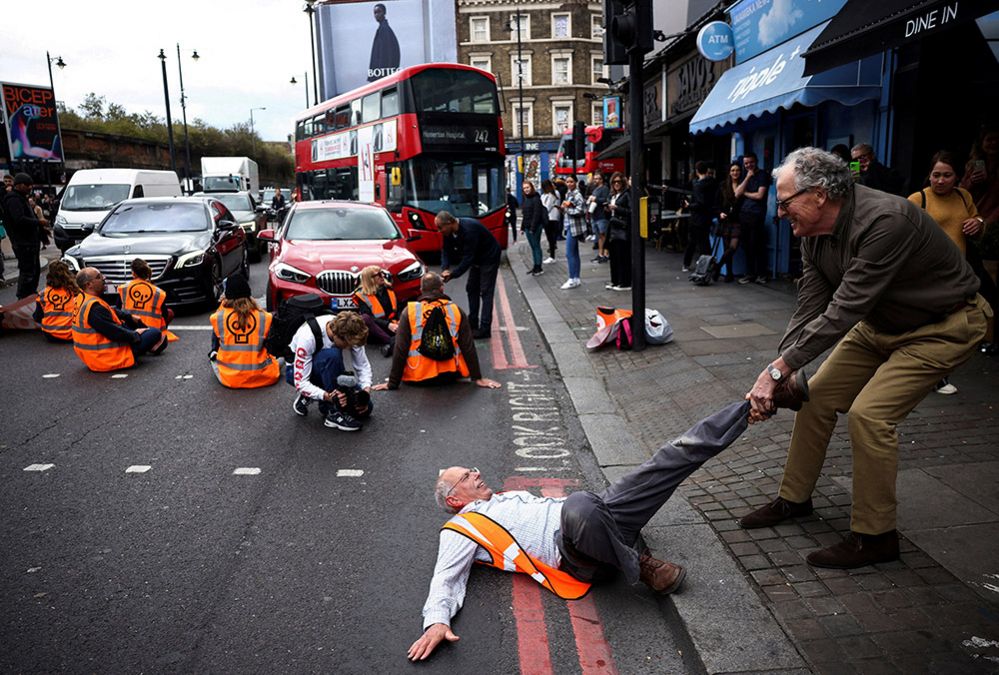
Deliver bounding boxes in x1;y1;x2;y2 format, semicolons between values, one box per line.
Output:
806;530;900;569
639;552;686;594
772;370;809;411
738;496;813;529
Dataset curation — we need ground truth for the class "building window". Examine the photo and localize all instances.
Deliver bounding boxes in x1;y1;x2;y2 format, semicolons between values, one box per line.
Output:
470;17;489;43
551;55;572;85
510;13;530;41
551;13;571;38
470;55;492;73
552;102;573;136
591;55;604;85
591;14;604;40
512;103;534;138
592;102;603;126
511;53;533;86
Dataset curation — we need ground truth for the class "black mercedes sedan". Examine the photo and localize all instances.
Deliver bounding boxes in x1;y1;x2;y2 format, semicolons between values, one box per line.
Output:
63;197;249;307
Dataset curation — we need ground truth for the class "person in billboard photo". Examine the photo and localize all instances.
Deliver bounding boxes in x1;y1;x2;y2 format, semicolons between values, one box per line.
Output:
368;3;401;82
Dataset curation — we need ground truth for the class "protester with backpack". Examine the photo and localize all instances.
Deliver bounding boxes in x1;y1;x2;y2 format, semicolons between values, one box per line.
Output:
373;272;500;391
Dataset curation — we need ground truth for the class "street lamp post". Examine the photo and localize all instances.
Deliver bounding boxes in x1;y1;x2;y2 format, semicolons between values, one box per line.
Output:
304;1;319;106
157;49;177;174
45;52;66;105
290;72;309;108
176;44;199;191
249;107;266;156
508;9;525;184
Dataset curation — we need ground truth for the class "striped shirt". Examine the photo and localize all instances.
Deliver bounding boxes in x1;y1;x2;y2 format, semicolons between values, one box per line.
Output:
421;491;565;629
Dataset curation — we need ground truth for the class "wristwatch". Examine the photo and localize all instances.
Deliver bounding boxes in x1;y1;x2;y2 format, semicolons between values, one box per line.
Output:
767;364;783;382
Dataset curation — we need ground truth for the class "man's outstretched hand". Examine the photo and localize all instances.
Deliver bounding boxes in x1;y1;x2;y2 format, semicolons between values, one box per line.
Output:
407;623;459;661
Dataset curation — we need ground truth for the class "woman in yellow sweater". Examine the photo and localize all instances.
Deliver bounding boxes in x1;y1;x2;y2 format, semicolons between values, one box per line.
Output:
908;150;985;395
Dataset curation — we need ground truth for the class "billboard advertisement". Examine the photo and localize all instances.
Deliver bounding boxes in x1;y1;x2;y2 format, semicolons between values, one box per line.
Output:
1;82;63;162
316;0;457;100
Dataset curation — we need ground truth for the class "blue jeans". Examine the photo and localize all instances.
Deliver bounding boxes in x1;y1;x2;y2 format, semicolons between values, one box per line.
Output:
565;229;581;280
285;347;373;417
132;328;163;356
525;226;543;269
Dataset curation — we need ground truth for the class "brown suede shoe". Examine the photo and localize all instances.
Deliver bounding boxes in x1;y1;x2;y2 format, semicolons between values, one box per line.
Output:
772;370;809;411
738;496;813;529
806;531;900;569
639;552;686;594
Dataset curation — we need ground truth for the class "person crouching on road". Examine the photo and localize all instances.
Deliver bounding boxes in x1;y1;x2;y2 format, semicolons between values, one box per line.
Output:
352;265;400;358
120;258;177;341
372;272;500;391
288;310;374;432
71;267;167;372
34;260;83;342
209;274;281;389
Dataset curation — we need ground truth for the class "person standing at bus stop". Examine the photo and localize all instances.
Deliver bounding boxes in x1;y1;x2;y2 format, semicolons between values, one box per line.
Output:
437;211;501;340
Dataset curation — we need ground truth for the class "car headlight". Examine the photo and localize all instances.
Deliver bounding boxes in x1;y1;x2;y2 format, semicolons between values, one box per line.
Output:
274;262;311;284
62;255;80;272
176;250;207;268
396;259;424;282
55;214;67;226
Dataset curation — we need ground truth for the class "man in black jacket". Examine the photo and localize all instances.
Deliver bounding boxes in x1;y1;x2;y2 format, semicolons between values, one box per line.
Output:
2;173;47;298
850;144;904;196
437;211;501;340
684;161;718;271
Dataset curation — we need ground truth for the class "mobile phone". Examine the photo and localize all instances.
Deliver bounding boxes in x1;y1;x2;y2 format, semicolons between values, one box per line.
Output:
849;161;861;173
974;159;986;172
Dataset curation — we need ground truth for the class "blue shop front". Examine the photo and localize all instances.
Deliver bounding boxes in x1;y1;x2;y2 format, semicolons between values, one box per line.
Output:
688;0;886;278
506;140;561;203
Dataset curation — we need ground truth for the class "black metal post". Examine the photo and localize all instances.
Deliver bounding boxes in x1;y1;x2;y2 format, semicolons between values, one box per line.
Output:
306;3;319;105
515;6;524;168
628;47;645;351
176;44;192;190
158;50;177;174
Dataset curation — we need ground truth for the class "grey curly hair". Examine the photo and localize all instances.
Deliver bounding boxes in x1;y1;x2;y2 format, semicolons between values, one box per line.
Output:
435;474;457;512
773;147;853;201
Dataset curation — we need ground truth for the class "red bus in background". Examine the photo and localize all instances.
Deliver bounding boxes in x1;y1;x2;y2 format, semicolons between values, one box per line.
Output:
292;63;508;256
553;125;625;178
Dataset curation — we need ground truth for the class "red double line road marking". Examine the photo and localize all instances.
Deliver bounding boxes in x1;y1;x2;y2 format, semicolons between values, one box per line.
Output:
491;272;534;370
503;476;618;675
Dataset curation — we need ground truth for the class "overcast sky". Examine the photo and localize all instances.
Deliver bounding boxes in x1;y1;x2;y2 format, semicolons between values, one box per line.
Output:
0;0;318;142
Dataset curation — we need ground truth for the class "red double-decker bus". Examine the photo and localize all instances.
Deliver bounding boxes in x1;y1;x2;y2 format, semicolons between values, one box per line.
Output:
292;63;508;255
553;125;625;178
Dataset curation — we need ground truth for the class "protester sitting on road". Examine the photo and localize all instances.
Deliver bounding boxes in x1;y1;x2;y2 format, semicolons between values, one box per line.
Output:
438;210;501;340
373;272;500;391
119;258;176;341
288;310;374;432
34;260;83;342
71;267;167;372
740;147;990;570
352;265;400;357
209;274;281;389
407;399;801;662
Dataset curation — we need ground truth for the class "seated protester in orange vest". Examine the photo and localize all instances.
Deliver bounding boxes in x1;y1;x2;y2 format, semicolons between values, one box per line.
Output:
71;267;167;372
408;401;761;662
352;265;401;358
119;258;177;341
372;272;500;391
209;274;281;389
33;260;83;342
288;310;374;432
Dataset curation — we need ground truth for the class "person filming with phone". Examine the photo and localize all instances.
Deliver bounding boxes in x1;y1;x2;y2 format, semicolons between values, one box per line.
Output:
850;143;904;196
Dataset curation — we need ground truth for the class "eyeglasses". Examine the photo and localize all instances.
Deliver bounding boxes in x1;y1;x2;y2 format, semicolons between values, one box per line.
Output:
775;188;810;213
444;467;479;497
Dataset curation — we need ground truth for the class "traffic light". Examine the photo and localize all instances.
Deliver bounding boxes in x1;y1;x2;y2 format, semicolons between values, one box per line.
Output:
603;0;654;65
573;120;586;173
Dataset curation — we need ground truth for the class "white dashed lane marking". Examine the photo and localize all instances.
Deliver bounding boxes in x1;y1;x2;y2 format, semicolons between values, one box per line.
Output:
24;464;54;472
232;467;261;475
336;469;364;477
174;375;194;380
111;374;128;379
169;325;213;331
42;373;60;379
125;465;152;473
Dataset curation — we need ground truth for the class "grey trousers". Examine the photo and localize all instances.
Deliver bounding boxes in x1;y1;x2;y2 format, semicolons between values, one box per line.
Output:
557;401;749;583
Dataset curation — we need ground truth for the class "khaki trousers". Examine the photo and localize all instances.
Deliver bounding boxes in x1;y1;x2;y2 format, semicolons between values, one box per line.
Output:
778;295;990;534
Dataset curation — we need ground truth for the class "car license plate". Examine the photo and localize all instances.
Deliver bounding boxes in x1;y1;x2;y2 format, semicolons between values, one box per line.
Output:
331;297;356;310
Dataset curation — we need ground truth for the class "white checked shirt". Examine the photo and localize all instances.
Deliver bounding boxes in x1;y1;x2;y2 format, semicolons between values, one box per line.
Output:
421;491;565;629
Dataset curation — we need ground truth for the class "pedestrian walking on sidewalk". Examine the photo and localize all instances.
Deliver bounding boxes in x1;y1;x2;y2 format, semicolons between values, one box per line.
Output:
560;176;586;289
740;147;990;570
540;179;561;263
520;181;547;275
606;172;631;291
1;173;47;298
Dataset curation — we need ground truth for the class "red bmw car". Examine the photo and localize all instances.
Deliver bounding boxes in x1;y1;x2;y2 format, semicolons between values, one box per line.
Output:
259;201;425;311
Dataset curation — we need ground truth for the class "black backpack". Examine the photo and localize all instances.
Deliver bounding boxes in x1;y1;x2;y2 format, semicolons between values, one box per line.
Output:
265;293;332;359
689;235;723;287
417;304;456;361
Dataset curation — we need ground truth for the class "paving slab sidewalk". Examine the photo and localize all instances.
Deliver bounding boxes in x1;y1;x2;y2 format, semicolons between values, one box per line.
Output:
508;238;999;674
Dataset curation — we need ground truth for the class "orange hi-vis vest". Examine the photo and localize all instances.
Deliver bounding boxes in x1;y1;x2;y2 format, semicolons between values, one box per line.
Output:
442;511;591;600
39;286;82;340
210;308;281;388
404;300;469;382
353;288;397;320
119;279;167;330
72;295;136;372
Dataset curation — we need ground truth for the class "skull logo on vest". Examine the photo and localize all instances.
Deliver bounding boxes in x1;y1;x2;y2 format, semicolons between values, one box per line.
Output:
128;283;154;310
226;311;258;344
48;290;70;311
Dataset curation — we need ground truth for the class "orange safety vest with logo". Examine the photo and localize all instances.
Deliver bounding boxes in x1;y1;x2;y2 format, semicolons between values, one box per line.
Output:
442;511;591;600
353;287;397;320
210;308;281;388
72;295;136;372
404;299;469;382
119;279;167;330
39;286;82;340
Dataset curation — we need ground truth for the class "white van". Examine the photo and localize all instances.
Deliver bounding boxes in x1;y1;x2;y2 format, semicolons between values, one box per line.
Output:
54;169;181;252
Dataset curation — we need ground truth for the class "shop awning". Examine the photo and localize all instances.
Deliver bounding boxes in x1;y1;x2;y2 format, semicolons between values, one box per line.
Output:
689;21;883;135
803;0;998;75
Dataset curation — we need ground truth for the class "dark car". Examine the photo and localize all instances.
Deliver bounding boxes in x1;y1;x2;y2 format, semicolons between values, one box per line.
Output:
195;191;267;262
63;197;248;307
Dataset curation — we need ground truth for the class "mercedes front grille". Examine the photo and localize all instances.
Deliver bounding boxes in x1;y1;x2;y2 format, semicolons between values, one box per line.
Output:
82;255;172;285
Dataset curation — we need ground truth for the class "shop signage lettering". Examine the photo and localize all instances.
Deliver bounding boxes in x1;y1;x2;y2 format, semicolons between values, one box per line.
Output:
670;56;718;117
905;2;960;38
726;45;800;103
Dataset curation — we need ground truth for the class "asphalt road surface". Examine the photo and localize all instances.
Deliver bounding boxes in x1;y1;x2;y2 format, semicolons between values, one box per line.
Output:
1;256;695;673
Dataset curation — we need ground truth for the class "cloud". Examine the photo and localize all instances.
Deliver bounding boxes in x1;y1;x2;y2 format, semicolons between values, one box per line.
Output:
757;0;804;48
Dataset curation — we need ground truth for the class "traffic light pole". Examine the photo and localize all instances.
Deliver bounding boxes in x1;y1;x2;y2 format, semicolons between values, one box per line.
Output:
628;47;646;351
